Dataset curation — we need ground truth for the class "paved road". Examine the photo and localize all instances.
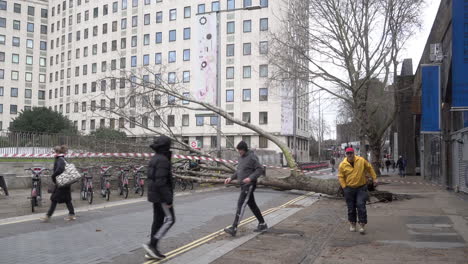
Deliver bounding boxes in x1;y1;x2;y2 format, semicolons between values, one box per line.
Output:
0;186;308;264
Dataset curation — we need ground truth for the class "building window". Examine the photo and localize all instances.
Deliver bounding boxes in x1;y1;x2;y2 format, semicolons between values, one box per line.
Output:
167;115;175;127
259;88;268;101
11;88;18;97
14;3;21;13
0;1;6;11
182;92;190;104
28;6;35;16
122;0;127;9
259;136;268;148
132;0;138;7
144;13;150;25
11;71;18;80
259;112;268;124
26;56;33;65
243;89;251;101
183;71;190;83
131;56;137;67
129;117;135;128
184;6;191;18
242;112;251;123
182;114;189;126
119;117;125;128
226;136;235;148
227;0;235;10
243;66;251;78
156;11;162;23
155;32;162;43
183;27;191;40
169;9;176;20
211;136;217;149
259;64;268;77
168;51;176;63
260;18;268;31
242;136;251;147
227;21;235;34
259;41;268;54
169;30;176;42
10;104;17;114
243;43;251;55
155;53;162;64
183;49;190;61
12;54;20;64
243;0;252;7
196;116;204;126
227;44;235;57
222;90;234;104
212;1;220;11
260;0;268;7
143;54;149;65
13;20;20;30
12;37;20;47
198;4;205;14
226;67;234;79
154;115;161;127
121;18;127;29
243;20;251;32
132;15;138;27
196;136;204;148
210;116;218;125
168;72;176;83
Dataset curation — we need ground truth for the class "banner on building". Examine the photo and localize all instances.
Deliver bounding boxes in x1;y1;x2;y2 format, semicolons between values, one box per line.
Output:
451;1;468;110
421;65;441;133
193;13;217;105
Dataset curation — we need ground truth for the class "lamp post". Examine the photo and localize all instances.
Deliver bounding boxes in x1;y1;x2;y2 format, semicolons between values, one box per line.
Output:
200;5;262;158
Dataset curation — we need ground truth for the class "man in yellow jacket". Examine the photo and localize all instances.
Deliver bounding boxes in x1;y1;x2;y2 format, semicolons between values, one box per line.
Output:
338;147;378;234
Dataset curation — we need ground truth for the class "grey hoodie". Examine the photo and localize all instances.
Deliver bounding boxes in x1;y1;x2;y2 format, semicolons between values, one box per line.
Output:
230;150;264;184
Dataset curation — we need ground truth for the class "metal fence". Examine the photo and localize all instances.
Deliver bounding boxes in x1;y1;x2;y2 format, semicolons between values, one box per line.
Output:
0;131;152;155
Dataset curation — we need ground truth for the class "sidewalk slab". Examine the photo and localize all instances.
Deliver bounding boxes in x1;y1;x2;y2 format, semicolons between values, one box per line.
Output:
211;175;468;264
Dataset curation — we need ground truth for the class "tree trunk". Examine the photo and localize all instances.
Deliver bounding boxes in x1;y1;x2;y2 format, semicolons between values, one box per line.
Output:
369;138;382;177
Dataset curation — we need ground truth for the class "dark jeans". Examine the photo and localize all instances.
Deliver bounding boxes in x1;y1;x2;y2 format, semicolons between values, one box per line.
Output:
232;183;265;228
343;185;368;224
399;168;405;177
47;200;75;217
150;202;175;246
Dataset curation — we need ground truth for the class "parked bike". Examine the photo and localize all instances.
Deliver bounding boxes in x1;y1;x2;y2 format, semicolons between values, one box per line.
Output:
132;165;146;196
25;167;49;213
100;166;112;201
117;167;130;199
79;167;94;204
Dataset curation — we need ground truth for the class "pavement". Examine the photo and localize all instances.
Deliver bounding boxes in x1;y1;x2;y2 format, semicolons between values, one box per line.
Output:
153;172;468;264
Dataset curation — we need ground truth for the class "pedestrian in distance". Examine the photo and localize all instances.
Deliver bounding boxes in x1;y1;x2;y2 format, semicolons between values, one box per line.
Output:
338;147;377;234
330;156;336;173
224;141;268;237
385;158;391;173
142;135;175;260
40;145;76;222
396;155;407;178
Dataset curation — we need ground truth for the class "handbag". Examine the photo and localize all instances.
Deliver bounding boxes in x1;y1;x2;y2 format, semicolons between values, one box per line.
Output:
56;157;81;187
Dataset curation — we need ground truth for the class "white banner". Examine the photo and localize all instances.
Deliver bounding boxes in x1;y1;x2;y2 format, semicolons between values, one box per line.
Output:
193;13;217;105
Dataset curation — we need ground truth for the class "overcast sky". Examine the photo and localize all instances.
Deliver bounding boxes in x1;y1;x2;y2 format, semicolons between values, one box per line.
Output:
315;0;441;140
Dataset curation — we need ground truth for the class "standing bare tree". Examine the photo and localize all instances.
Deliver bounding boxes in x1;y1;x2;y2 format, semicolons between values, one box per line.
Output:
269;0;424;173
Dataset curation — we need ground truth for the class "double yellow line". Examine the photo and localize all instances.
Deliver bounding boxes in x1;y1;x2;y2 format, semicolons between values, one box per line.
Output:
144;192;315;264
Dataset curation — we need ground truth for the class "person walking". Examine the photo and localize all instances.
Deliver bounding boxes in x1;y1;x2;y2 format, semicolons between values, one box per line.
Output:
40;145;76;222
223;141;267;237
330;156;336;173
142;136;175;260
385;158;391;173
338;147;377;234
396;156;406;178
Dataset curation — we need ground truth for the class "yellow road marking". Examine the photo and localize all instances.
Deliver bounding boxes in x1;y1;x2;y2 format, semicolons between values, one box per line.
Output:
144;192;314;264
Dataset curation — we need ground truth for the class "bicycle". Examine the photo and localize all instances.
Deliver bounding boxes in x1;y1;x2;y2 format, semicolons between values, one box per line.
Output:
116;167;130;199
172;160;194;191
132;165;146;196
100;166;112;201
79;167;94;204
25;167;49;213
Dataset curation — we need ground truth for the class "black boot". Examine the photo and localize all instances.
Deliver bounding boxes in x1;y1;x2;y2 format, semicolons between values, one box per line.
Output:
254;222;268;232
142;242;166;260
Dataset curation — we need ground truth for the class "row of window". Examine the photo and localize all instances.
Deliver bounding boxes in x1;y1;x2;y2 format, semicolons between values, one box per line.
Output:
0;52;47;66
0;1;48;18
0;17;47;34
0;69;45;83
0;104;19;114
0;34;48;50
0;87;41;99
48;0;268;18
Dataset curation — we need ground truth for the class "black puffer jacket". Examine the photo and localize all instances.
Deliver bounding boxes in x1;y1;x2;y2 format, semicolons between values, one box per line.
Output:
147;136;173;204
50;155;72;203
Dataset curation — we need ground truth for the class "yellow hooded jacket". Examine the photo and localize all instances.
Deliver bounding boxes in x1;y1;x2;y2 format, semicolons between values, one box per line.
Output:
338;156;377;188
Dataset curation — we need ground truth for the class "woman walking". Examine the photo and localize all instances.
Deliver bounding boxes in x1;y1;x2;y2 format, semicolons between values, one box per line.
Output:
40;145;76;222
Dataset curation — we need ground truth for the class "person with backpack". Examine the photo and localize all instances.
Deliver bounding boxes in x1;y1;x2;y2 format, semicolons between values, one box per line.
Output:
396;156;407;178
40;145;76;222
142;136;175;260
385;158;391;173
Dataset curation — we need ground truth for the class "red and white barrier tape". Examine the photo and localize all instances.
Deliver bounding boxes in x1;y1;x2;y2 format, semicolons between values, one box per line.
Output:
0;152;329;174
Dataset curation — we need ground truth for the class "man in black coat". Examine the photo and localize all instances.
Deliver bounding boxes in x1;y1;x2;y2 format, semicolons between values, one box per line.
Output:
142;135;175;260
223;141;267;236
41;145;75;222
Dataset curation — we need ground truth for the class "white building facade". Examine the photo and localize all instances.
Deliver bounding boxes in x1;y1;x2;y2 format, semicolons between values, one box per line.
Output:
0;0;310;162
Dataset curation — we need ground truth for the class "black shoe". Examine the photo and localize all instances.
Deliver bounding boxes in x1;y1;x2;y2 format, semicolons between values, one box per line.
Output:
142;243;166;260
224;226;237;237
254;222;268;232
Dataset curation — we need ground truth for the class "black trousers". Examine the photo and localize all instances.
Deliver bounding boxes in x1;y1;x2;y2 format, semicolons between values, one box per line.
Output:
150;202;175;246
232;183;265;228
343;185;368;224
47;200;75;217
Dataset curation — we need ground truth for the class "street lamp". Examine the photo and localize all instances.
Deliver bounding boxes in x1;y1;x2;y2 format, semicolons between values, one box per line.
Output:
198;5;263;158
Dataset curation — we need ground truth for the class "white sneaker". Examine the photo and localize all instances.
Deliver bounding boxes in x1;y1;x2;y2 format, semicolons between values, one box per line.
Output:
40;215;50;223
358;224;365;234
64;215;76;221
349;223;356;232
